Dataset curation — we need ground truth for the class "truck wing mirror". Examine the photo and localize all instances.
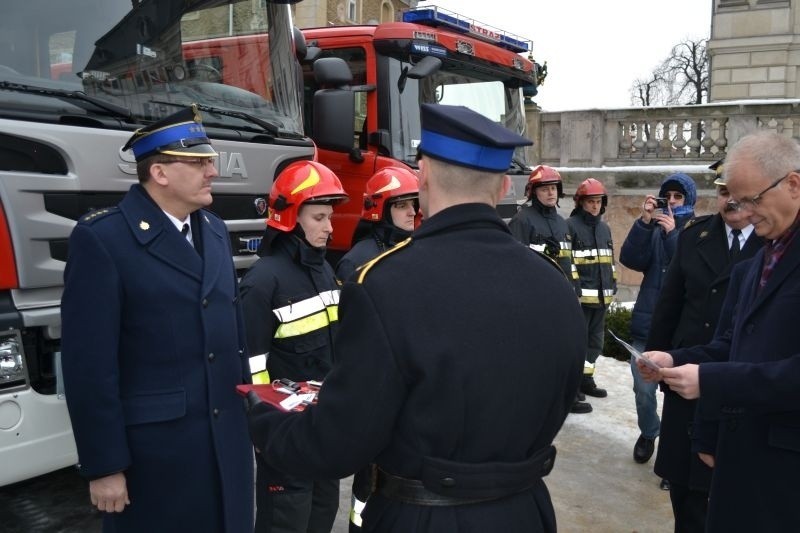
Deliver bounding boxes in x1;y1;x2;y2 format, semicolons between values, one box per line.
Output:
398;55;442;94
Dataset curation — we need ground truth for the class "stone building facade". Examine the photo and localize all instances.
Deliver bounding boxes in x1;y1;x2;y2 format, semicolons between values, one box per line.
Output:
293;0;417;29
710;0;800;101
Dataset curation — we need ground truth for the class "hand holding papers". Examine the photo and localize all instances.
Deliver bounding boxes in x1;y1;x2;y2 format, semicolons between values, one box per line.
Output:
607;329;661;371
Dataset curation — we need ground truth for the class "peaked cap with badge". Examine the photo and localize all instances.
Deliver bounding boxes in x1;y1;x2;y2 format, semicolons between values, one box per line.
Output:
122;104;218;162
710;156;725;186
417;103;532;172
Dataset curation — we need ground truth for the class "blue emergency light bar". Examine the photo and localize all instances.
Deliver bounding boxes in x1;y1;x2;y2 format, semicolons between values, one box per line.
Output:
402;6;532;54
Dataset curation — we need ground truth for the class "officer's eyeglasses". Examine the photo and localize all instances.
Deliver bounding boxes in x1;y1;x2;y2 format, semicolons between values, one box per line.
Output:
163;158;216;170
726;171;795;212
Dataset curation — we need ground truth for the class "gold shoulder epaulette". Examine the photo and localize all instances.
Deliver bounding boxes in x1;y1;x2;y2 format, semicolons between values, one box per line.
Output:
79;207;118;224
683;214;712;231
356;237;412;284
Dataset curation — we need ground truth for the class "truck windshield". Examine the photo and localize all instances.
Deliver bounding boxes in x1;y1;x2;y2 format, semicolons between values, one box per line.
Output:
0;0;303;136
387;56;530;168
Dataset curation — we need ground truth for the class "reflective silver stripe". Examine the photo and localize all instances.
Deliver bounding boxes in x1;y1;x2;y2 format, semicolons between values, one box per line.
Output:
529;243;546;252
580;289;616;298
573;248;613;258
249;354;267;374
560;241;572;250
273;290;341;323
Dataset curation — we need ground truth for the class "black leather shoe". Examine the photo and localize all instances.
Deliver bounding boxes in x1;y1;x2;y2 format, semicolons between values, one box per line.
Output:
633;435;655;463
659;479;671;491
580;376;608;398
577;391;586;401
570;398;593;414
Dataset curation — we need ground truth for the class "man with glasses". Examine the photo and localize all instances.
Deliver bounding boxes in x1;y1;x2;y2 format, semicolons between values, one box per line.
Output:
61;105;254;533
645;158;763;533
640;131;800;532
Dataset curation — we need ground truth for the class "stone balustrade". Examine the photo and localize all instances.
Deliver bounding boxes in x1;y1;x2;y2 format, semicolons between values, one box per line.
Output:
524;99;800;298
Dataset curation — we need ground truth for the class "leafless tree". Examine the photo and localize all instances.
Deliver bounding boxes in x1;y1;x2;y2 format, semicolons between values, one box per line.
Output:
630;38;709;107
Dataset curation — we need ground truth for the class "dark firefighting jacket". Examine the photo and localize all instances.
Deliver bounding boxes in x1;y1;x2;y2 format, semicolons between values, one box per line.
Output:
567;208;617;307
240;233;340;383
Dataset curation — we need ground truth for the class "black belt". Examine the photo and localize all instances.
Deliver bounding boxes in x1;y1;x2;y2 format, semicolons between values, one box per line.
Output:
376;445;556;507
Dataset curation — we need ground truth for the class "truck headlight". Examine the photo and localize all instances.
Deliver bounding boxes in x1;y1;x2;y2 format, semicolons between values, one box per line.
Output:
0;332;25;388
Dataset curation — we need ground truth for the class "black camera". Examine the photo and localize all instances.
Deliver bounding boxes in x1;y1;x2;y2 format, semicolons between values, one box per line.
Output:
655;198;669;209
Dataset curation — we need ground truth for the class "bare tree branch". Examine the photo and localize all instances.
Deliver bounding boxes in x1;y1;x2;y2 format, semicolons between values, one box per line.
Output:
630;38;709;107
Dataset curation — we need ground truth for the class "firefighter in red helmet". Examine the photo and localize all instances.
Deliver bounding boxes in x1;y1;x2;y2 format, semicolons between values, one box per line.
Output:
509;166;589;413
336;166;419;282
334;166;419;531
567;178;617;404
240;160;348;533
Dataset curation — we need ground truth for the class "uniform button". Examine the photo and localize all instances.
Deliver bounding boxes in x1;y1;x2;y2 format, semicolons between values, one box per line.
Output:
213;408;220;417
704;322;710;328
208;352;215;362
711;288;717;294
439;477;456;487
202;298;209;308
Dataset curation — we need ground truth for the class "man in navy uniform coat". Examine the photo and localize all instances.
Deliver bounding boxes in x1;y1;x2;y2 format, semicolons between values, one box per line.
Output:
642;131;800;532
645;160;763;532
61;105;254;533
247;104;586;533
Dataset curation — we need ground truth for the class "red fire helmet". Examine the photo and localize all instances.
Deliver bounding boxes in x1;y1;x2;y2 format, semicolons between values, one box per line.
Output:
362;167;419;222
267;161;349;232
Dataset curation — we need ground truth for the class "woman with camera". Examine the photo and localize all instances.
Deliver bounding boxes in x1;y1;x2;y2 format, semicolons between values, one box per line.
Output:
619;173;697;481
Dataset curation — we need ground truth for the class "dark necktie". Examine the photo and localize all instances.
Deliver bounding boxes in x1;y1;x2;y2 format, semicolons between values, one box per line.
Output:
729;228;741;260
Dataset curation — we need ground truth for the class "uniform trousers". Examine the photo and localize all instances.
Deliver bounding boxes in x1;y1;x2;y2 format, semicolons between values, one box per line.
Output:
668;481;708;533
255;454;339;533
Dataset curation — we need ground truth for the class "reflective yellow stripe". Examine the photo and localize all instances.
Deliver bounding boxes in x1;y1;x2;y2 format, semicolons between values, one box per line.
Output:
274;307;339;338
574;256;615;265
252;370;270;384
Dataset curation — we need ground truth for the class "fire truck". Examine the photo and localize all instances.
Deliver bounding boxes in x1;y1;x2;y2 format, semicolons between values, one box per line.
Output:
0;0;350;486
301;6;539;250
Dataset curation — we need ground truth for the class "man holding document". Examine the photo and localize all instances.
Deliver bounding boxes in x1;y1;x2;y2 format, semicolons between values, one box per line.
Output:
637;131;800;532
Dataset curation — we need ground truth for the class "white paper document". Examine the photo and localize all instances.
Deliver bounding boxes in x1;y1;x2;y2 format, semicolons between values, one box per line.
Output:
607;329;661;371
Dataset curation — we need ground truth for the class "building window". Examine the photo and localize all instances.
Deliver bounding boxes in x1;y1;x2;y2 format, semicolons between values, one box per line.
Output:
381;1;394;23
348;0;357;22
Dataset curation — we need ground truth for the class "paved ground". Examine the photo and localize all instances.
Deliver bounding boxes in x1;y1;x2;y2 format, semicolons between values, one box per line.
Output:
3;357;672;532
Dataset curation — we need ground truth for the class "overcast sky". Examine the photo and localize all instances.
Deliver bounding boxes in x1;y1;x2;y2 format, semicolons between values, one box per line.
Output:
415;0;713;111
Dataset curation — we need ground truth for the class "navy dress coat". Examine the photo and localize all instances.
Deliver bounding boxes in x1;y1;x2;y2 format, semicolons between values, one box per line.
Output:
61;184;254;533
670;234;800;532
647;214;763;490
248;203;586;533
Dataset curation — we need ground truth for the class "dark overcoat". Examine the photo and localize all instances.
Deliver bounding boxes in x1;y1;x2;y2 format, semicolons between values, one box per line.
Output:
248;203;586;533
671;235;800;532
647;214;763;489
61;184;254;533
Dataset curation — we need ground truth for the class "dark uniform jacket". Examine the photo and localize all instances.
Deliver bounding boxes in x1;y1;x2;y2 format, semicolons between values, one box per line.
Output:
240;234;340;383
61;184;253;533
248;203;586;533
508;199;579;289
336;223;410;282
567;208;617;307
669;235;800;532
647;214;763;490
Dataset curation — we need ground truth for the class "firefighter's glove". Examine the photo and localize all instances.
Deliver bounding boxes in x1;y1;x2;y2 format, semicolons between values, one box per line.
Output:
544;237;561;259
